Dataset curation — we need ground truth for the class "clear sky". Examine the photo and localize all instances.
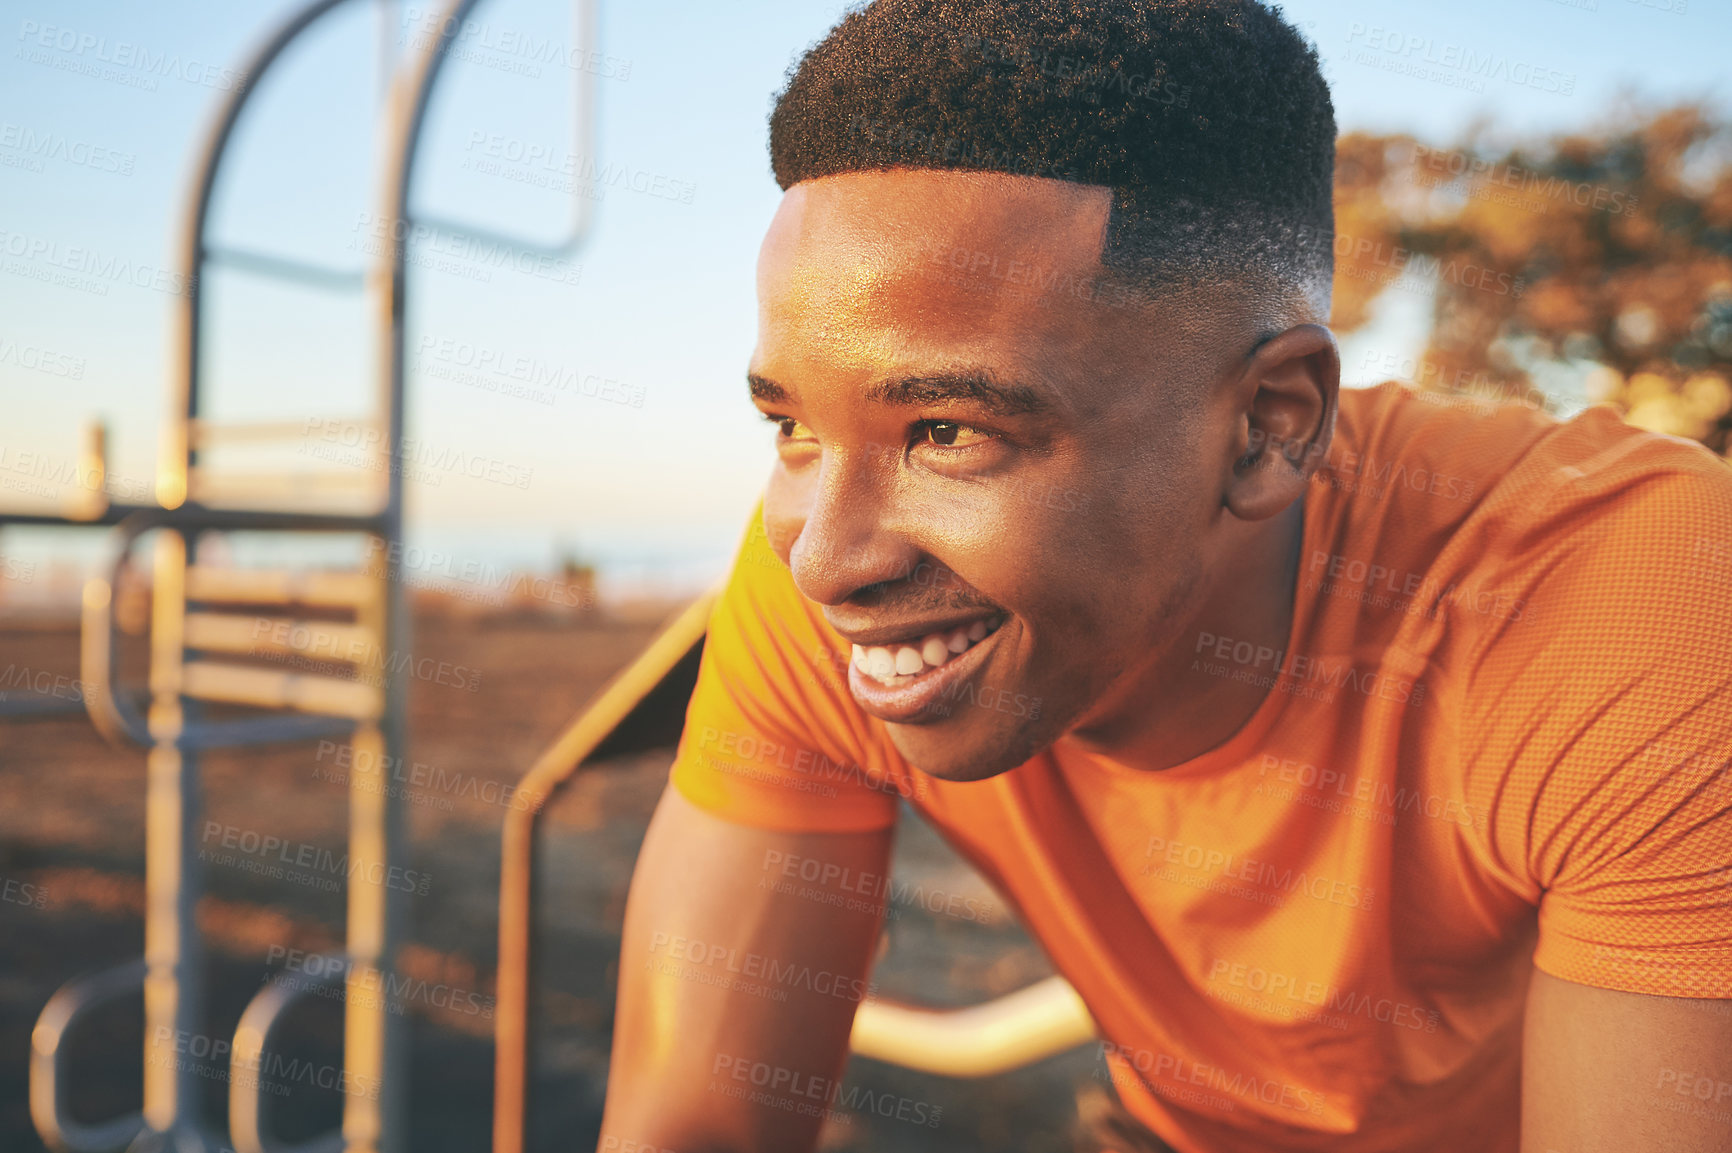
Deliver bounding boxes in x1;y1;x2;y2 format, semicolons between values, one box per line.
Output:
2;0;1728;592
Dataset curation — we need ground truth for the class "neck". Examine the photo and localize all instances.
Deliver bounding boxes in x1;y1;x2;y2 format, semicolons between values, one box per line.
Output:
1065;493;1307;771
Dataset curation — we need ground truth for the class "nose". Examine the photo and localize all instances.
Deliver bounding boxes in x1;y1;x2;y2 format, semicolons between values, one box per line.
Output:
764;448;919;607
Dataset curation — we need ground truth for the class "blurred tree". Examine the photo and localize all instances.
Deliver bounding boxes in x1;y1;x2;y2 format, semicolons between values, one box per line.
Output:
1331;103;1732;453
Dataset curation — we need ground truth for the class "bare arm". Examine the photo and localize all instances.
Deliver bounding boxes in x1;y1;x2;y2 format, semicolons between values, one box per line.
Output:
598;784;894;1152
1523;967;1732;1151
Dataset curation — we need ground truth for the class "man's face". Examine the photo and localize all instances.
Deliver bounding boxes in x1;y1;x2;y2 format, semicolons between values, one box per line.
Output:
750;170;1255;781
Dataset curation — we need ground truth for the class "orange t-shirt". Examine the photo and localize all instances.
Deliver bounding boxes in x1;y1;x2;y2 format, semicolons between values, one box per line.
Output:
669;381;1732;1153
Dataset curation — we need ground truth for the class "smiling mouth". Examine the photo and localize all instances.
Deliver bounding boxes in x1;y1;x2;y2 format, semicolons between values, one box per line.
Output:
850;614;1008;685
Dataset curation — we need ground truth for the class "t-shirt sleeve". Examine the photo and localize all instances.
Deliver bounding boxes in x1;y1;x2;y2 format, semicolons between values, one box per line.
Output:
668;503;904;833
1463;454;1732;999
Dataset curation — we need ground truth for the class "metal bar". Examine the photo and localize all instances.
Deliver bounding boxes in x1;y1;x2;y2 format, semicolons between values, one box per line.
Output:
185;612;375;662
164;0;358;511
186;474;386;511
230;960;351;1153
351;0;498;1143
849;975;1098;1077
181;660;383;720
140;529;203;1145
204;244;368;291
0;503;159;529
81;569;151;748
29;960;148;1153
177;714;357;751
406;0;596;261
493;590;717;1153
189;419;377;446
0;694;89;719
187;566;379;609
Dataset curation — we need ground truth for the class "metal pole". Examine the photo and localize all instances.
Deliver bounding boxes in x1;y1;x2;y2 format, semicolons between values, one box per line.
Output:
135;530;201;1153
346;4;479;1149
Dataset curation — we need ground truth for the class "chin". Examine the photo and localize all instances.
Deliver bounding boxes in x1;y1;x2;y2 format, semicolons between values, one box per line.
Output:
884;715;1051;783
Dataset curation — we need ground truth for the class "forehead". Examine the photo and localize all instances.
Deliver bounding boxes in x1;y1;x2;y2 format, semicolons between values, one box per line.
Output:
754;171;1123;384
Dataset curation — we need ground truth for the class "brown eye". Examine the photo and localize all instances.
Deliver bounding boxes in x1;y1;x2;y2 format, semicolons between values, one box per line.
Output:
765;414;813;441
918;421;991;449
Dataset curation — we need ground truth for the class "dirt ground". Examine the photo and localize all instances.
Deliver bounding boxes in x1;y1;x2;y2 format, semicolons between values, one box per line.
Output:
0;607;1103;1152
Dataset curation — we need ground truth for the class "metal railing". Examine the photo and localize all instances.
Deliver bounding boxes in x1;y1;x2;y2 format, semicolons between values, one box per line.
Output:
489;592;1100;1153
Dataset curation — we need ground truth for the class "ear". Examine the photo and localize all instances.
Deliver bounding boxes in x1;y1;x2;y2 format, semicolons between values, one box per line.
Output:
1222;323;1339;522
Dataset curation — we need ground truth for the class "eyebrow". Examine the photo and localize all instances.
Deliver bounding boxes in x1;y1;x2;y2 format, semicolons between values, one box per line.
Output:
747;370;1053;418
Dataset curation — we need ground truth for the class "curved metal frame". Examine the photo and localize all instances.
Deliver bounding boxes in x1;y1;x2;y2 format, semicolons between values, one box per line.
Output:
229;958;353;1153
29;961;149;1153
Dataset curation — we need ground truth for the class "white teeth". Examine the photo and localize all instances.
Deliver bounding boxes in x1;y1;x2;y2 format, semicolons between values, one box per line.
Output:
865;646;896;678
853;617;1008;684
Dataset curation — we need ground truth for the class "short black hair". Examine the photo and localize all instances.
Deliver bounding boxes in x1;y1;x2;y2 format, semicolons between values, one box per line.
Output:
769;0;1336;307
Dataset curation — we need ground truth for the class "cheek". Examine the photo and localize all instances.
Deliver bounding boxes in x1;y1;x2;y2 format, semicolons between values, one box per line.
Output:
761;466;811;565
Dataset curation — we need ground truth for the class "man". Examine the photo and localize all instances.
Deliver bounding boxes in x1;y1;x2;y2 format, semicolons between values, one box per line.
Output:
599;1;1732;1149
